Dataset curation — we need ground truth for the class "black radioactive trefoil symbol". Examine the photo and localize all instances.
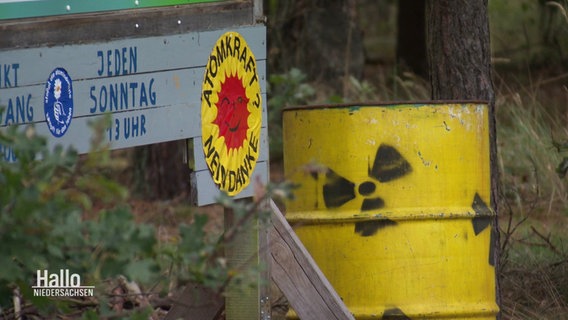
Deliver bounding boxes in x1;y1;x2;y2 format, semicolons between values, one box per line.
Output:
318;144;412;236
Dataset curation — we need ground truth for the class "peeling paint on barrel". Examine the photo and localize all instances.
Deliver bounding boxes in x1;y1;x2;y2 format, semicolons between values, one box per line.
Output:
283;102;499;319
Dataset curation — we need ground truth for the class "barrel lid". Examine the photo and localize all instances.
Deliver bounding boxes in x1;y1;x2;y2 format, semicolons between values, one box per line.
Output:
282;100;490;112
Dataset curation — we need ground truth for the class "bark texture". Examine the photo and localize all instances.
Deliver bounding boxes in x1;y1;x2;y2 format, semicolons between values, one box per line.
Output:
427;0;501;317
427;0;494;102
134;141;191;200
268;0;364;91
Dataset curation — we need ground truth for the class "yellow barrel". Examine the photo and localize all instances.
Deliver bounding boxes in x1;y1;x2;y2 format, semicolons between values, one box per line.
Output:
283;102;498;319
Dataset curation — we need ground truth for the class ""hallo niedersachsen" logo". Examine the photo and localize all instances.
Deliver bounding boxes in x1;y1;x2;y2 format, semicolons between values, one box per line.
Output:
32;269;94;297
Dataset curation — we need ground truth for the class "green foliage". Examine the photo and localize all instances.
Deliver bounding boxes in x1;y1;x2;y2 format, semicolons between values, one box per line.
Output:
0;124;160;315
267;68;315;161
0;123;229;318
490;0;568;68
497;93;566;206
495;76;568;318
157;211;228;291
0;118;293;318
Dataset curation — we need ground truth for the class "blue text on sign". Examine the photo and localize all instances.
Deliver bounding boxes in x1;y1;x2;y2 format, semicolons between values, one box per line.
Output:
96;47;137;77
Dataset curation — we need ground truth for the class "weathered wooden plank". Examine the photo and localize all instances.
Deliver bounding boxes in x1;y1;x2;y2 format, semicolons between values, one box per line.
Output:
0;27;267;86
37;104;200;155
269;200;355;320
0;0;225;21
0;60;267;125
253;0;264;22
0;1;254;49
0;27;266;154
1;25;269;206
1;71;196;123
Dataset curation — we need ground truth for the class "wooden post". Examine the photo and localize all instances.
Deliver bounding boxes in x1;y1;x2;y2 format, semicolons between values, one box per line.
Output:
224;201;271;320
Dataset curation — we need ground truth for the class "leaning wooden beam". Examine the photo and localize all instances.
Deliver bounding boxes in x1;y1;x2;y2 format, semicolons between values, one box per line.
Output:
269;200;355;320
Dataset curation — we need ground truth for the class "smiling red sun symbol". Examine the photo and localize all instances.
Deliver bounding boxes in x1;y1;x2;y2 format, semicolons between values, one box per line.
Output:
213;74;250;150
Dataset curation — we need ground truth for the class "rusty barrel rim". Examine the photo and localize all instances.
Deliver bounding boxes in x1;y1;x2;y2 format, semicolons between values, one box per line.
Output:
282;100;490;112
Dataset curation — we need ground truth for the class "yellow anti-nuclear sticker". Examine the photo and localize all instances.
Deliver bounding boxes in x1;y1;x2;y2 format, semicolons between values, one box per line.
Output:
201;31;262;196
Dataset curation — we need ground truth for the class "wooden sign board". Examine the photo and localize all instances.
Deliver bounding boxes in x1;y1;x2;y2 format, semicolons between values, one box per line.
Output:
2;3;273;320
0;25;268;206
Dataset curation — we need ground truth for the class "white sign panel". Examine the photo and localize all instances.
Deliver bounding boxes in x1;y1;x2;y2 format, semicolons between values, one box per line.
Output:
0;25;268;205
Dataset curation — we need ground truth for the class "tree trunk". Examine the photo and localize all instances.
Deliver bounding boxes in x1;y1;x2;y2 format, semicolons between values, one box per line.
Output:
396;0;427;78
134;141;191;200
268;0;364;92
426;0;500;317
427;0;494;103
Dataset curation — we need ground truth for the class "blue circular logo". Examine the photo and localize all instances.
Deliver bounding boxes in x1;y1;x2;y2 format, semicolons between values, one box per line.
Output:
44;68;73;137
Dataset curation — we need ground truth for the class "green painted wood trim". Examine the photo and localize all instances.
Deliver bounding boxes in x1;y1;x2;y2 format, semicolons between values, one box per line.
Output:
0;0;224;20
